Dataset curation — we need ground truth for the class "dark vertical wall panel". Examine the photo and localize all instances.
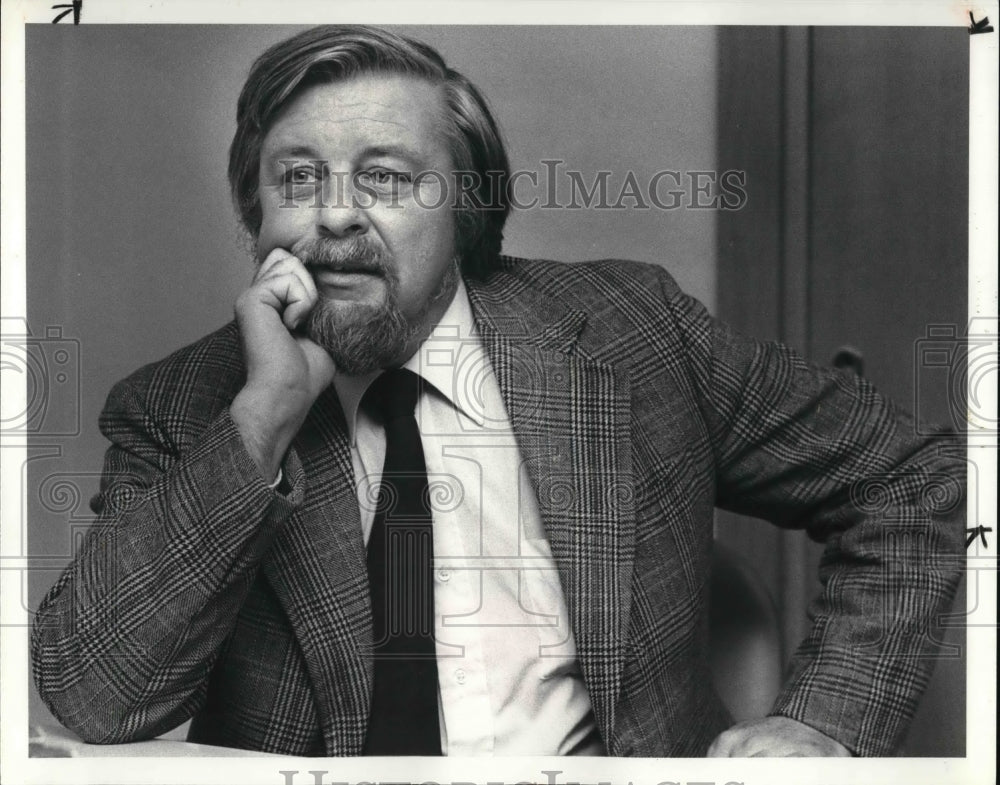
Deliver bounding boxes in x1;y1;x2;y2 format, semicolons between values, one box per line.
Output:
809;28;968;425
717;26;784;343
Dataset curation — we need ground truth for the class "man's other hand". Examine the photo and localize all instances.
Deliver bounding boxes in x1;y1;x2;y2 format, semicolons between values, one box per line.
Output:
706;716;852;757
232;248;336;482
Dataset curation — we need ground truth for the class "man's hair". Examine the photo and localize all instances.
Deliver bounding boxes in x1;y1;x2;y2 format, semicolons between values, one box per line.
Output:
228;25;511;278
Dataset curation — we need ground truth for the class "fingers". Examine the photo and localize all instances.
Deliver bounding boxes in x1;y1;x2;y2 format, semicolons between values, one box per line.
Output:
706;717;852;757
254;246;297;280
249;249;319;330
706;728;736;757
255;247;314;287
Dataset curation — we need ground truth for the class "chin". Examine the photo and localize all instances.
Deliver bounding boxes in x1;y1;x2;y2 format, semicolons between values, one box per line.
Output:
304;297;412;376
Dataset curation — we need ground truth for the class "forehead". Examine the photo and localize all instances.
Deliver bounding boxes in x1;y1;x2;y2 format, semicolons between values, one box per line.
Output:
262;73;450;161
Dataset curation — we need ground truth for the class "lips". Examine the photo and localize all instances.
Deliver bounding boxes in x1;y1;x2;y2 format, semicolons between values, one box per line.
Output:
313;267;378;277
309;263;380;279
310;268;385;298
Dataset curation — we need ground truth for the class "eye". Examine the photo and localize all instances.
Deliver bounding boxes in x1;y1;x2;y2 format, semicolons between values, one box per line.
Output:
359;168;412;188
286;166;321;184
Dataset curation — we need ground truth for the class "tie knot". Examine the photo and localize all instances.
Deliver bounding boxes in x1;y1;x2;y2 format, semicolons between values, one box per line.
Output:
362;368;421;423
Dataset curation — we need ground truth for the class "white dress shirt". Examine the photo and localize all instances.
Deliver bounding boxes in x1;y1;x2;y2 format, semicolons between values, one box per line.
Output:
332;279;605;756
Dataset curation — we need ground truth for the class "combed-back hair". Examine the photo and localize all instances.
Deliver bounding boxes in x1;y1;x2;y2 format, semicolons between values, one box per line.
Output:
228;25;511;277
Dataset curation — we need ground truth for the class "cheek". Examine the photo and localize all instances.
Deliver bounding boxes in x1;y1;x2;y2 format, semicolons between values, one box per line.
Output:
392;225;456;293
382;196;456;254
415;217;458;281
411;169;450;209
258;199;307;251
419;198;458;256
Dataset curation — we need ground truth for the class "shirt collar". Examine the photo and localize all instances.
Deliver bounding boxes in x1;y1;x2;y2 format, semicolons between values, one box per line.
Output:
332;277;486;447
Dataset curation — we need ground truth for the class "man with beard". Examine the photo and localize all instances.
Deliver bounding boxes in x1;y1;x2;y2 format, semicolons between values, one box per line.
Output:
32;26;964;759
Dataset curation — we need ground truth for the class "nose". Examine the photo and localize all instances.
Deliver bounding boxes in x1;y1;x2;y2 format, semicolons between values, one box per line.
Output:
316;177;370;238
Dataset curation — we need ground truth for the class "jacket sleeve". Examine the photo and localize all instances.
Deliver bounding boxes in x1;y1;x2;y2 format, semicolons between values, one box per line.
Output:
657;268;966;756
30;374;306;744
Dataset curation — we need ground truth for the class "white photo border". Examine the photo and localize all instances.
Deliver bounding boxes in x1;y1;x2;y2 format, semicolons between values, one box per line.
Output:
2;2;996;784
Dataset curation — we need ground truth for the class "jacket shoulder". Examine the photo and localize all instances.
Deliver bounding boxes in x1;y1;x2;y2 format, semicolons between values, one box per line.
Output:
486;255;704;356
101;323;245;449
494;255;685;300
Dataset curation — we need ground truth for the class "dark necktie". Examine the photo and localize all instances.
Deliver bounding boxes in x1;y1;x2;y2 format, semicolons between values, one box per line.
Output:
361;368;442;756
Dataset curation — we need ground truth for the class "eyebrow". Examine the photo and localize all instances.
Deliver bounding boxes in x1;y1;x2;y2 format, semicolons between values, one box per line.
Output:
264;144;426;166
267;145;321;160
362;144;422;163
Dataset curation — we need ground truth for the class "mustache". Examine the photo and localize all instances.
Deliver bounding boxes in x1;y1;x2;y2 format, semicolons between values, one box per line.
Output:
292;237;392;276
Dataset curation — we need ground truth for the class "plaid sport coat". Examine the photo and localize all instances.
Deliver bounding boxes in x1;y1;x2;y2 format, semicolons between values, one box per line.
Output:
32;258;965;757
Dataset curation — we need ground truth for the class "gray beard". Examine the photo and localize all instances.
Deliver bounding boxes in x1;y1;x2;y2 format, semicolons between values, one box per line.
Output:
304;294;412;376
293;240;460;375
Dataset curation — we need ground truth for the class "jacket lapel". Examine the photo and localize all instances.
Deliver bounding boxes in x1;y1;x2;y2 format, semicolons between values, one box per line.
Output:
467;272;636;750
260;383;372;755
